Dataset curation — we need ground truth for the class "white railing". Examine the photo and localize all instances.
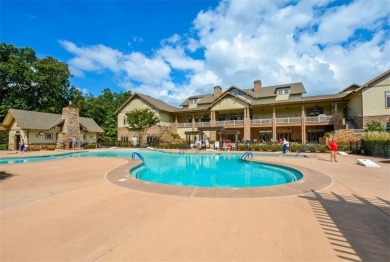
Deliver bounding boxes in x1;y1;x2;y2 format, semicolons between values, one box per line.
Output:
306;116;334;123
215;120;244;126
276;117;301;124
195;122;211;127
351;129;365;134
177;123;192;128
251;118;272;125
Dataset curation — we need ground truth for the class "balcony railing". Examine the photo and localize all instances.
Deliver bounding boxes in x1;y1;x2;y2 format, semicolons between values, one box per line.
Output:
195;122;211;127
276;117;301;124
305;116;334;124
215;120;244;126
177;123;192;128
177;116;334;128
251;118;272;125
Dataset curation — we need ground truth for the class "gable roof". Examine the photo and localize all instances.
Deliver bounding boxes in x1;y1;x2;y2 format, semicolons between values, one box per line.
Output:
354;69;390;92
0;109;104;132
114;92;178;115
179;82;306;107
206;92;254;110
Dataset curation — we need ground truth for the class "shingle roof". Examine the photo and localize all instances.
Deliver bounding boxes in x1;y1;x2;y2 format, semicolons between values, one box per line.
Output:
179;82;306;107
1;109;103;132
79;117;104;133
136;93;178;112
114;93;179;115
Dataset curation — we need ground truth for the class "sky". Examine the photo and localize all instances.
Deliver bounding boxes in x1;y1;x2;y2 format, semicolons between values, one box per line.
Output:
1;0;390;107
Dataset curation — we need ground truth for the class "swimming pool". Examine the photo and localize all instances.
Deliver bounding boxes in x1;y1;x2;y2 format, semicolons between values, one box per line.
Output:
0;150;303;188
130;151;302;188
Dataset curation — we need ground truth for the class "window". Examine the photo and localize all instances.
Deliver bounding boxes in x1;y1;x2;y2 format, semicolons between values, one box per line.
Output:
386;91;390;108
45;133;53;140
307;107;324;116
231;89;244;95
276;88;289;95
123;116;127;125
259;131;272;142
189;98;198;104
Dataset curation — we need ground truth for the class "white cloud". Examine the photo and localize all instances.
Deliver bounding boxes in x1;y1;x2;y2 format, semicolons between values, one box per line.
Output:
61;0;390;106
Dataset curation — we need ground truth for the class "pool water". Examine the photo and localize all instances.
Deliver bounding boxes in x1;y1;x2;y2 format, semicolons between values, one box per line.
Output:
131;151;302;187
0;150;303;188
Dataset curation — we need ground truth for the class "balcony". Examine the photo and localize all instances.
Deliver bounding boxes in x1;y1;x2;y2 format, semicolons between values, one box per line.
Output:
251;118;272;125
195;122;211;127
276;117;301;125
305;116;334;125
215;120;244;126
177;115;334;129
177;123;192;128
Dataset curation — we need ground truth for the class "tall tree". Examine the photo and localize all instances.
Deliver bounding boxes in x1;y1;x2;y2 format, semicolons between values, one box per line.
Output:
126;108;160;145
77;89;132;141
0;43;71;120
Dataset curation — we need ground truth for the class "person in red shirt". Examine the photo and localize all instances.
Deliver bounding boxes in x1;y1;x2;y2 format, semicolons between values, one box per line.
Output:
328;138;338;162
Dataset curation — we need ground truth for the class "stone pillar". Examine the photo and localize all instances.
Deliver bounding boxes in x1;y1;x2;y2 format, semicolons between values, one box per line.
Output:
243;108;251;141
301;104;306;144
57;101;82;150
191;114;195;131
272;106;277;142
171;115;178;133
210;111;216;142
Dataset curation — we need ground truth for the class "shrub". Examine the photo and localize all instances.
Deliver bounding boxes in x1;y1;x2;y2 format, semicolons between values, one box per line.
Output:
363;131;390;141
365;121;386;132
0;144;8;150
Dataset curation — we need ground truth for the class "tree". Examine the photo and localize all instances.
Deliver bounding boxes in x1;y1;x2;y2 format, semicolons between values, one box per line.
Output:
76;89;132;142
0;43;71;121
365;120;385;132
126;108;160;145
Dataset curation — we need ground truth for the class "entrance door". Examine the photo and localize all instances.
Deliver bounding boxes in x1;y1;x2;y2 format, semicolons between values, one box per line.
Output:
15;135;20;150
343;107;348;119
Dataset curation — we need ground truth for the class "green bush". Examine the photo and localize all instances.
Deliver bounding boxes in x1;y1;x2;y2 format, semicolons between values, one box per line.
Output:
0;144;8;150
84;144;96;149
363;131;390;141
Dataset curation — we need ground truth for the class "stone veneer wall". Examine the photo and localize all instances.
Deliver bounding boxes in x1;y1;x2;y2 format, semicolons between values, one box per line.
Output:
363;115;390;129
57;105;82;150
118;126;174;144
331;129;363;144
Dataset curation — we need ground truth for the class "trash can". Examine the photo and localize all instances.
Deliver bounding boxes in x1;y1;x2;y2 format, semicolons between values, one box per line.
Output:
245;140;250;149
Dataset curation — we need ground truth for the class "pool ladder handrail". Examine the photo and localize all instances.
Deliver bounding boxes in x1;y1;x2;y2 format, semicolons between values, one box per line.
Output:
295;146;316;157
131;152;144;161
240;151;253;161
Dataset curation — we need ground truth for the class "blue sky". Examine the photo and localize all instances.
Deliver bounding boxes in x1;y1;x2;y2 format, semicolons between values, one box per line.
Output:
1;0;389;106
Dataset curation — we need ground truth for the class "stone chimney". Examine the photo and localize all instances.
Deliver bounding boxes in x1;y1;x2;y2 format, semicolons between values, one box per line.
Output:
254;80;262;92
214;86;222;98
57;101;82;150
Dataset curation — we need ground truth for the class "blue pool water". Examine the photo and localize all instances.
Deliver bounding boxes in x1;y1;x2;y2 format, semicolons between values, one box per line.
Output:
0;150;303;188
131;151;302;187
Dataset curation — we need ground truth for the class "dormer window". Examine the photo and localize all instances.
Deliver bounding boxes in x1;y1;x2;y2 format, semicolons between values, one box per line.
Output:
276;88;289;95
189;98;198;104
231;89;244;95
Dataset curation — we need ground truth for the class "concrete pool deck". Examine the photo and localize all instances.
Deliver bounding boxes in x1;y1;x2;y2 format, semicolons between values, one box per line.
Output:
0;149;389;261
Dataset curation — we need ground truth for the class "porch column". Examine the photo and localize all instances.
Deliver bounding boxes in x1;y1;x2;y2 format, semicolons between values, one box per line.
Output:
244;108;251;141
333;102;341;129
301;104;306;144
191;114;195;131
172;114;178;133
272;106;277;142
210;111;217;142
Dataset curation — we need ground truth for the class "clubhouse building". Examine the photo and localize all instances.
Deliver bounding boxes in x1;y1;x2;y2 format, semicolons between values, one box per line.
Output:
115;70;390;145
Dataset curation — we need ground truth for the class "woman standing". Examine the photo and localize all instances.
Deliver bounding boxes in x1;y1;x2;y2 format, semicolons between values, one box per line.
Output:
328;138;338;162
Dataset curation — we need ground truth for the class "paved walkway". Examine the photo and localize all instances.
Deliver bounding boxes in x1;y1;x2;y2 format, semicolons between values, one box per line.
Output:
0;149;389;261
